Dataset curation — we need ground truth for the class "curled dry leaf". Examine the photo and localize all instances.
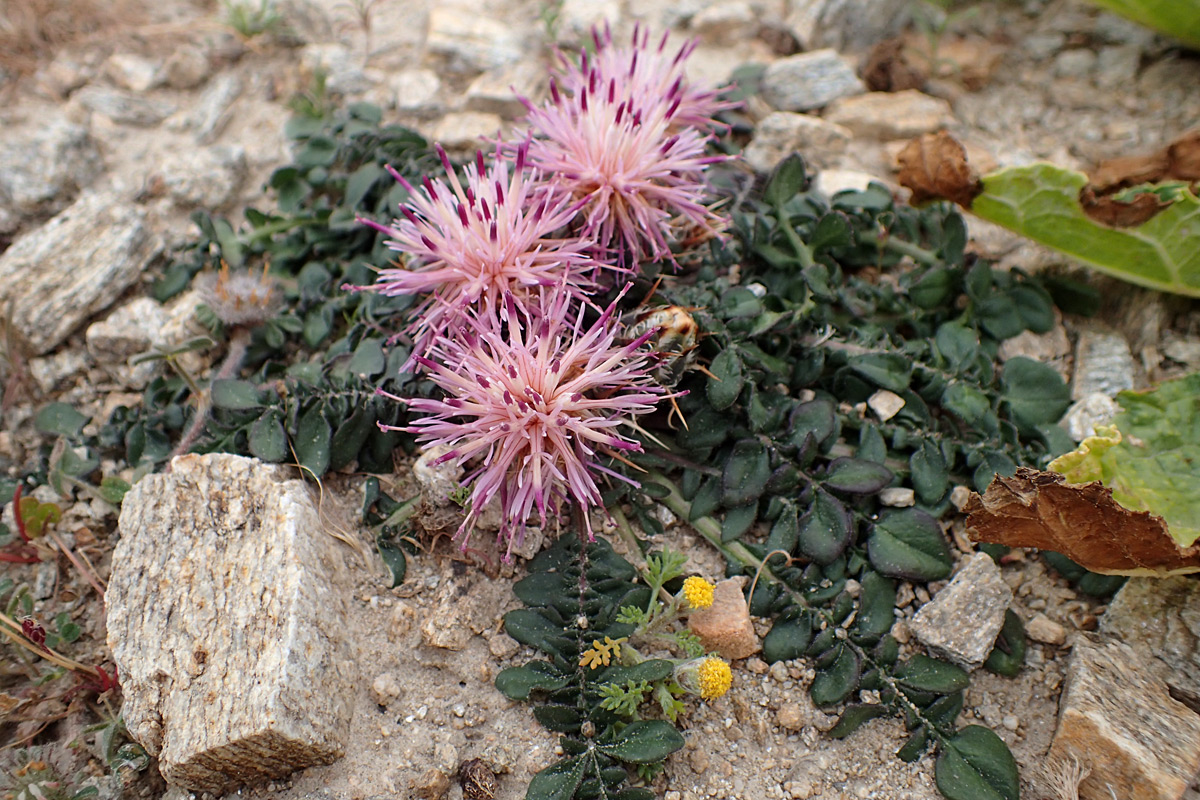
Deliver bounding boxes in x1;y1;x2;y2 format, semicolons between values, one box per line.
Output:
1090;128;1200;192
896;132;982;208
964;467;1200;576
861;38;926;93
1078;185;1171;228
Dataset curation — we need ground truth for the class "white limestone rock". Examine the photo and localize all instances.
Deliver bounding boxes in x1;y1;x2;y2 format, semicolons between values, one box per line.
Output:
0;113;101;232
785;0;910;52
741;111;851;173
909;552;1012;670
107;454;356;793
0;191;162;354
426;8;527;74
160;144;247;210
760;49;864;112
824;90;955;140
73;85;175;126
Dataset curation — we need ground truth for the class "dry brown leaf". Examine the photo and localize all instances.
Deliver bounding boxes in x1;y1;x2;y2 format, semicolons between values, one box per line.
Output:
1078;185;1172;227
965;467;1200;576
1091;128;1200;191
896;132;982;208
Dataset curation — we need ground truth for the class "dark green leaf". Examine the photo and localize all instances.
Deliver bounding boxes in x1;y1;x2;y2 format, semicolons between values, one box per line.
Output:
248;411;288;462
935;322;979;372
935;726;1020;800
1000;357;1071;431
1041;551;1127;597
765;503;799;561
98;476;132;506
809;643;861;706
797;489;853;564
849;353;912;393
35;403;89;438
376;533;407;587
909;268;958;309
504;609;570;657
975;294;1025;341
764;153;808;206
1010;283;1055;333
942;382;994;429
854;571;896;639
707;349;745;410
722;440;771;505
809;212;853;252
345;162;385;209
495;662;571;700
721;502;757;542
894;654;969;693
689;476;722;521
329;408;374;472
972;450;1018;493
211;379;263;411
821;457;893;494
1043;274;1101;316
867;508;952;580
526;756;586;800
897;727;929;761
763;609;812;663
909;441;949;505
348;338;386;378
294;405;331;476
598;720;686;764
534;705;582;733
984;610;1027;677
828;704;890;738
789;399;837;449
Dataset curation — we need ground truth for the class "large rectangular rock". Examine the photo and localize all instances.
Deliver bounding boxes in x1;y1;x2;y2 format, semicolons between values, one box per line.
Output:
107;454;356;793
0;191;161;354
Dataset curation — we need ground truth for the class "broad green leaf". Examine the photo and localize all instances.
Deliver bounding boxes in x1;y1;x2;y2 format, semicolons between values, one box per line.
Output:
764;153;809;206
763;608;812;663
248;411;288;462
821;458;893;494
854;571;896;639
867;508;952;580
909;441;949;505
935;725;1020;800
796;489;853;564
598;720;686;763
848;353;913;393
533;705;581;733
971;163;1200;297
893;654;969;694
211;379;263;411
828;704;890;739
376;533;407;588
1048;372;1200;547
294;405;331;476
526;756;586;800
707;348;745;410
809;642;861;706
1082;0;1200;50
1000;357;1071;432
35;403;89;438
494;662;570;701
897;727;929;762
984;610;1027;677
722;440;771;505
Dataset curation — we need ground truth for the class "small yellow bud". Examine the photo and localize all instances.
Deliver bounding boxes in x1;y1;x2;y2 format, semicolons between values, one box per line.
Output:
681;576;715;610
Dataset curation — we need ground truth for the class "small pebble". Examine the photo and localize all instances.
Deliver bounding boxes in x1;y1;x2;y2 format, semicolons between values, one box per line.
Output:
1026;613;1068;646
777;704;806;731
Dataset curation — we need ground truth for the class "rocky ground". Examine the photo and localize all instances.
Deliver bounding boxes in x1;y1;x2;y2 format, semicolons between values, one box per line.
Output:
1;1;1200;799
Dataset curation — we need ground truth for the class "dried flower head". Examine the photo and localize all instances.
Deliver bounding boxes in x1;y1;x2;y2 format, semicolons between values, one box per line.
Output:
674;656;732;700
380;286;671;555
681;576;715;610
196;261;283;327
352;142;600;355
519;29;728;268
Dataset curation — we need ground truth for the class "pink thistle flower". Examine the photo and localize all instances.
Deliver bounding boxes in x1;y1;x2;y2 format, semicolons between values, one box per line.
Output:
380;286;671;556
558;23;737;133
519;29;730;268
350;141;601;355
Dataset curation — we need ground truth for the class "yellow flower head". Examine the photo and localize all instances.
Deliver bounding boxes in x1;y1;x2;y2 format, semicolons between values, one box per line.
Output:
674;656;732;700
681;576;715;610
697;657;732;699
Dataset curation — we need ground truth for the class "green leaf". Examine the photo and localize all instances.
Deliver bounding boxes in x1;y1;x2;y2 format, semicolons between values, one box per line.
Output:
796;489;852;564
98;476;132;505
935;726;1020;800
598;720;686;764
722;440;771;505
1048;373;1200;548
294;405;331;476
248;411;288;462
894;654;969;693
854;571;896;639
897;727;930;762
35;403;89;438
765;503;799;560
211;379;263;410
809;642;861;706
763;608;812;663
828;704;890;738
527;756;586;800
935;323;979;372
789;399;837;449
809;212;853;252
848;353;913;393
1081;0;1200;51
867;508;952;580
534;705;582;733
721;502;757;542
1000;357;1071;432
707;349;745;410
942;382;994;430
329;408;374;472
504;609;571;657
345;162;385;209
970;163;1200;297
909;441;949;505
909;268;958;309
376;533;407;588
821;457;893;494
348;338;386;379
764;153;808;206
984;610;1027;677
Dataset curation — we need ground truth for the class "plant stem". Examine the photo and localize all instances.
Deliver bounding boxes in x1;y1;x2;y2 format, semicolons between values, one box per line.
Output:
168;326;252;465
862;232;941;266
776;204;815;268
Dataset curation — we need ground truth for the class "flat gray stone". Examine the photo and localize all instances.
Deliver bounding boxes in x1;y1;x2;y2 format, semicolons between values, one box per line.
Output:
1048;634;1200;800
160;144;247;210
742;111;851;173
0;114;101;231
466;61;545;118
785;0;910;51
431;112;503;155
390;68;443;113
1102;576;1200;707
107;454;356;793
426;7;526;74
179;73;243;144
0;191;162;354
909;552;1012;670
760;49;864;112
74;85;175;126
824;90;955;140
1071;327;1136;401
